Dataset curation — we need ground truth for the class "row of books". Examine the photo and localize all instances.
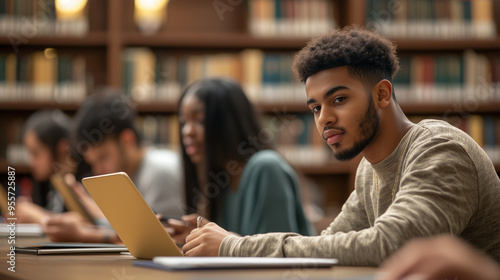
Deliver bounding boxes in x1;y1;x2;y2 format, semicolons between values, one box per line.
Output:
263;113;332;166
0;0;88;36
135;114;180;150
0;50;87;102
247;0;336;37
394;51;500;104
108;113;500;166
135;113;332;166
1;113;332;167
2;114;500;169
1;47;500;106
124;48;500;106
122;48;305;104
367;0;497;39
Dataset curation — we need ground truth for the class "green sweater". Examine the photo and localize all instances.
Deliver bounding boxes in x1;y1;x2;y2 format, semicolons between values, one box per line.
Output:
217;150;314;236
219;120;500;266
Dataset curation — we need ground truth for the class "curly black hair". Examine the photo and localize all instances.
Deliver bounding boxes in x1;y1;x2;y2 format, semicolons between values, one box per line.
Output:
292;26;399;91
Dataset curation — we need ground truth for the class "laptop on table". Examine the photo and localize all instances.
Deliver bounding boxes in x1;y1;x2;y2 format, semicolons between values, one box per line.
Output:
82;172;338;271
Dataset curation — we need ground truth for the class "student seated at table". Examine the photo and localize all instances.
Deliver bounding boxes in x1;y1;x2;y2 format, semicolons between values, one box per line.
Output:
180;27;500;266
42;90;184;243
166;77;314;244
16;109;92;224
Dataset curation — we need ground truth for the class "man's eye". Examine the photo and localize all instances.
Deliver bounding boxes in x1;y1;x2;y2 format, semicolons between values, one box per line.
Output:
311;106;320;114
334;97;346;103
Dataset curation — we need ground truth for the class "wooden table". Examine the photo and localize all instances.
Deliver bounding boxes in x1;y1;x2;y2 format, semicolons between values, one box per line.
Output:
0;237;377;280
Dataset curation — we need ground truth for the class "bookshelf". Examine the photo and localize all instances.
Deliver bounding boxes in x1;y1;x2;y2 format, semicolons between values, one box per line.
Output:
1;0;499;217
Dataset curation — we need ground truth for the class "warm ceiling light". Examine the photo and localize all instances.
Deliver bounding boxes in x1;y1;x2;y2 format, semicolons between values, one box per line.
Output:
134;0;170;34
55;0;88;14
135;0;169;12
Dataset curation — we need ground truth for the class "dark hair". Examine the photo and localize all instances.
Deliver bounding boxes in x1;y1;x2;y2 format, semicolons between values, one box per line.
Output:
292;26;399;95
71;89;141;151
23;109;71;158
178;78;272;221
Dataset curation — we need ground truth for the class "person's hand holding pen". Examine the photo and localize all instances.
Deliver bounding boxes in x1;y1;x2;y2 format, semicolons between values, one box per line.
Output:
163;213;210;245
182;221;232;257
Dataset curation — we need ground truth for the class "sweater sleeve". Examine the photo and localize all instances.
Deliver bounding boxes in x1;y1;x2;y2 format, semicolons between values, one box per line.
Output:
238;154;305;236
322;186;370;235
219;139;478;266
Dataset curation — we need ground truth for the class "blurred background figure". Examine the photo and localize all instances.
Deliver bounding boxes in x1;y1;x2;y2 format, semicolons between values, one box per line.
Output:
16;109;91;224
42;90;184;243
167;77;314;244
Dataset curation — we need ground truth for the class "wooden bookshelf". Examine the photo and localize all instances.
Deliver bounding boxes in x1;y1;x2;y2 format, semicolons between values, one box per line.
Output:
0;33;108;47
122;32;310;50
393;38;500;51
0;101;82;111
400;103;500;115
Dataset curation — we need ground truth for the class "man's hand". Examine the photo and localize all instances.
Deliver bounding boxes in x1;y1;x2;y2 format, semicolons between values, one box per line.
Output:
182;222;231;256
41;212;90;242
41;211;121;243
378;235;500;280
16;198;50;224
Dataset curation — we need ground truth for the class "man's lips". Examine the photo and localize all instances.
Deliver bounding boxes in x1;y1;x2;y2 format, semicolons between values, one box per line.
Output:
323;129;344;145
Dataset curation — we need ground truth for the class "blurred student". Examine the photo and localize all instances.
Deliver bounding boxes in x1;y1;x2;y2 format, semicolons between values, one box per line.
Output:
167;78;314;244
180;27;500;264
378;235;500;280
42;90;184;242
16;109;92;224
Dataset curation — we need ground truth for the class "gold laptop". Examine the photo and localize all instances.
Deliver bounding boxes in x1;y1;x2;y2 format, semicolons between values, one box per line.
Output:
81;172;183;259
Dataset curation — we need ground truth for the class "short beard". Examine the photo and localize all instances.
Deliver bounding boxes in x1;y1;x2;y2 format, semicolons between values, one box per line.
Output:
333;96;379;161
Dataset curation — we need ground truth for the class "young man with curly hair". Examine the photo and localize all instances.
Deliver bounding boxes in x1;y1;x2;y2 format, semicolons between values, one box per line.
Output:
180;27;500;266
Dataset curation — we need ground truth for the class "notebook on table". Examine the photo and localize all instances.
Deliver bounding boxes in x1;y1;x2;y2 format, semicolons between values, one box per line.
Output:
16;243;128;255
134;257;338;271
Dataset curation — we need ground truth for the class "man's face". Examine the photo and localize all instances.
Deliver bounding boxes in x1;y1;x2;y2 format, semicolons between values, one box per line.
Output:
306;66;379;161
83;138;124;175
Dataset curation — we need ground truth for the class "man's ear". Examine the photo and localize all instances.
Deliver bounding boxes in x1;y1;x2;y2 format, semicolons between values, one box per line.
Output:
119;129;138;148
373;79;393;109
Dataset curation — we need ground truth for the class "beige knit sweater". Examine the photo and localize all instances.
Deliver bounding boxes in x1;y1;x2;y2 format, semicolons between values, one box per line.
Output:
219;120;500;266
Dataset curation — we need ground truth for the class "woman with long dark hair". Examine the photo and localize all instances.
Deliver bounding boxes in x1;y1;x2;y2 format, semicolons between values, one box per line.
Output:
168;77;313;244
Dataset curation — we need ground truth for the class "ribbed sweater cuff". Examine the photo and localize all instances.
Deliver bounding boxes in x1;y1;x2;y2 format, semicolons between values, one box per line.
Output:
218;235;241;256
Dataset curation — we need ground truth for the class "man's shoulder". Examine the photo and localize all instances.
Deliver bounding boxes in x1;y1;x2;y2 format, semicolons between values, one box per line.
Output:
411;119;473;147
416;119;467;138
